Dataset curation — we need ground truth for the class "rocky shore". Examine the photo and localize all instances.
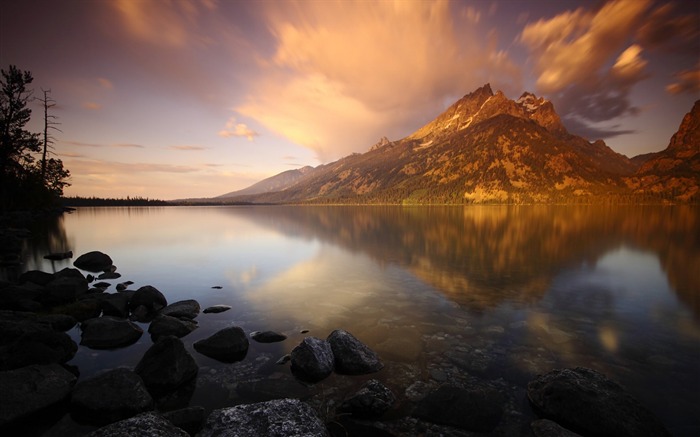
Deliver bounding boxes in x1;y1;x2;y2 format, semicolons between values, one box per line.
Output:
0;247;672;436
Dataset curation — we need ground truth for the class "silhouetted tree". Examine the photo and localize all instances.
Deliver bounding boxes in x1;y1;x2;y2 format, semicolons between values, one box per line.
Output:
0;66;70;210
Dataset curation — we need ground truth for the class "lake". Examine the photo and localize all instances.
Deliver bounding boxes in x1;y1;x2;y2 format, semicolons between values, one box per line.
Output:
7;205;700;435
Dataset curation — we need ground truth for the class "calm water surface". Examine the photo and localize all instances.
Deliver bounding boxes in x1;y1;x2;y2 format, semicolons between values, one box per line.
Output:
10;205;700;435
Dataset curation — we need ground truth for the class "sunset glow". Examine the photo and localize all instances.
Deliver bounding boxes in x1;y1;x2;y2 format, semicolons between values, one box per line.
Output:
1;0;697;199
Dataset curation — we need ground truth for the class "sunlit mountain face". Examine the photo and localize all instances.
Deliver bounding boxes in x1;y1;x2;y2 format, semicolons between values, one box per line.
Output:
217;86;699;205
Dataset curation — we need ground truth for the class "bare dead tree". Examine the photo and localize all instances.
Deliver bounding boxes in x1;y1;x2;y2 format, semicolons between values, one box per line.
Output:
38;88;61;182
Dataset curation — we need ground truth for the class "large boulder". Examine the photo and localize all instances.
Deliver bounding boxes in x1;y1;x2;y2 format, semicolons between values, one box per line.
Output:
99;292;131;318
148;315;198;341
159;299;200;320
0;330;77;371
193;326;249;362
129;285;168;315
290;337;334;383
198;398;328;437
41;276;88;306
327;329;383;375
531;419;583;437
18;270;55;286
74;251;113;272
527;367;671;437
71;368;154;426
0;364;77;427
413;385;505;432
84;412;189;437
161;406;206;436
0;284;42;312
339;379;395;419
80;316;143;349
135;336;198;395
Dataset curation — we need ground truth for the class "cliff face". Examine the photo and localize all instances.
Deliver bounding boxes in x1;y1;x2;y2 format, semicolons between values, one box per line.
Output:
626;101;700;202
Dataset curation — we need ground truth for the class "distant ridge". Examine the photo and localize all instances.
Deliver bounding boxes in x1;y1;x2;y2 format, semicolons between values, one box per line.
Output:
217;166;314;198
214;85;699;204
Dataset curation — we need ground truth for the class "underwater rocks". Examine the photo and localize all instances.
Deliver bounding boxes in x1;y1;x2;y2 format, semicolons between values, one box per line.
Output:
527;367;671;437
250;330;287;343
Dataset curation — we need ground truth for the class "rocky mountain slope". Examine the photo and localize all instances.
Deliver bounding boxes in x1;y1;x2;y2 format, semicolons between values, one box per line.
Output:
625;101;700;202
218;166;314;198
221;85;698;204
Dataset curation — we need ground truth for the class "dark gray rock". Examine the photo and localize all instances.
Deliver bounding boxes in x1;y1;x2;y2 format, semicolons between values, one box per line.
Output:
39;314;77;331
198;398;328;437
135;336;198;395
54;267;86;280
43;251;73;261
162;406;205;436
84;412;188;437
531;419;583;437
53;297;102;321
99;293;130;318
327;329;383;375
159;299;200;320
340;379;395;419
80;316;143;349
290;336;334;383
93;282;111;289
250;330;287;343
42;276;88;306
19;270;55;286
527;367;671;437
0;330;78;370
74;251;113;273
202;304;231;314
413;385;504;432
129;285;167;314
148;314;198;341
0;284;42;311
97;271;121;280
0;364;77;427
71;368;154;426
193;326;249;362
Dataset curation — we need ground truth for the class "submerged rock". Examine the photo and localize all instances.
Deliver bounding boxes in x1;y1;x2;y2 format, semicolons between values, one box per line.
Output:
193;326;249;362
80;316;143;349
159;299;200;320
0;364;77;427
198;398;328;437
527;367;671;437
327;329;383;375
290;337;334;383
71;368;153;426
339;379;395;419
84;411;188;437
74;251;113;273
202;304;231;314
250;330;287;343
413;385;504;432
135;336;198;395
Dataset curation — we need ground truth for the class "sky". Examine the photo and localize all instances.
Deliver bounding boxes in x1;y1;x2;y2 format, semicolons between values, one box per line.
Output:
1;0;698;200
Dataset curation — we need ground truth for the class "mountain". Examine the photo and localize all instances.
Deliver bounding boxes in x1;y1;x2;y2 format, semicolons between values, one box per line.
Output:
218;166;314;198
218;86;697;204
625;101;700;202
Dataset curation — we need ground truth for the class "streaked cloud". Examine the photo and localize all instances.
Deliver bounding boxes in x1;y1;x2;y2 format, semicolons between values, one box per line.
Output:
667;65;700;95
82;102;102;110
237;0;521;161
169;145;207;151
218;117;258;141
65;141;145;149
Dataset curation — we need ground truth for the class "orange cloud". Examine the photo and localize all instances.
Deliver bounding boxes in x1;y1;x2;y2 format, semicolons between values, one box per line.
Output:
238;0;521;161
520;0;650;93
82;102;102;110
667;65;700;95
218;117;258;141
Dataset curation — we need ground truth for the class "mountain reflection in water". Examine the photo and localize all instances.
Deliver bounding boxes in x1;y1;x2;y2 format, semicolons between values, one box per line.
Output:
6;205;699;435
